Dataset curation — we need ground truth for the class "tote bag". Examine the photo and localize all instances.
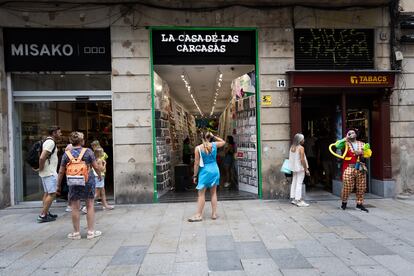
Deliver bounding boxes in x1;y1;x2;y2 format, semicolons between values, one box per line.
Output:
280;159;292;174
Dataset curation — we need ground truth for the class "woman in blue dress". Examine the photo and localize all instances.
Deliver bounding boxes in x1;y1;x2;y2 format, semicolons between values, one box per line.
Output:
188;131;226;222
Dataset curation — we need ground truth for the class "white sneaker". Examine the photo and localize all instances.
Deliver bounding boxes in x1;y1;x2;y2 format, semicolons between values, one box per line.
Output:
296;200;310;207
81;206;88;214
291;199;298;205
65;206;72;212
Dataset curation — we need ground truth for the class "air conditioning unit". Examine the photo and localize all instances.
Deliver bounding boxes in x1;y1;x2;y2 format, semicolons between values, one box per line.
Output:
400;14;414;29
400;34;414;43
401;21;414;29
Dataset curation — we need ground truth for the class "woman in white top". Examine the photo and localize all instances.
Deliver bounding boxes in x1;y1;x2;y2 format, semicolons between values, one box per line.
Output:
289;133;310;207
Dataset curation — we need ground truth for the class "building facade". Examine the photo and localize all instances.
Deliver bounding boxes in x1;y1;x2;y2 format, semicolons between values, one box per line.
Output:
394;0;414;196
0;0;406;207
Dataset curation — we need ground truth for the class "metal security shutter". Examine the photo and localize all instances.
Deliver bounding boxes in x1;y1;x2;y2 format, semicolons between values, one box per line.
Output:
294;29;375;70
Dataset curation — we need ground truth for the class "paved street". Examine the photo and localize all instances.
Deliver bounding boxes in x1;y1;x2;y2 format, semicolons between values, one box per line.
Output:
1;198;414;275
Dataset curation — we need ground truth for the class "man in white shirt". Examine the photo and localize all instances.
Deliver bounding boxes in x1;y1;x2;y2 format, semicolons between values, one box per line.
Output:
37;126;62;223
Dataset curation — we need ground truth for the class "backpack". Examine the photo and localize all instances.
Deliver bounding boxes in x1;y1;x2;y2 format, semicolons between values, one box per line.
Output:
26;138;56;169
65;148;89;186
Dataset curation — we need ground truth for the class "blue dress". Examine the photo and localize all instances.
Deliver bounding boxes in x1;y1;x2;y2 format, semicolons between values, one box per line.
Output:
196;142;220;190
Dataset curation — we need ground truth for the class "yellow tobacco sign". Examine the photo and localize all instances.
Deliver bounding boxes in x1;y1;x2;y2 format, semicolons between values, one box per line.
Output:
350;75;388;85
261;95;272;106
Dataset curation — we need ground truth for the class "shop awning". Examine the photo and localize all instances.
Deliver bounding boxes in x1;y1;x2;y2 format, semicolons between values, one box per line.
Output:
287;70;397;88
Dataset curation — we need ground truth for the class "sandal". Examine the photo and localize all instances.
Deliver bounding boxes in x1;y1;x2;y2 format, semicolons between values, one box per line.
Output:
103;205;114;210
187;216;203;222
87;230;102;240
67;232;81;240
211;215;218;220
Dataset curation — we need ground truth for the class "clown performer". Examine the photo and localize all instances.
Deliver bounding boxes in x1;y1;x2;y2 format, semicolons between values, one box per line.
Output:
332;129;372;212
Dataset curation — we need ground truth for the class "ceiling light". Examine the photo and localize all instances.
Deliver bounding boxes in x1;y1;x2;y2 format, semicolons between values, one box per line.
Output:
181;72;203;117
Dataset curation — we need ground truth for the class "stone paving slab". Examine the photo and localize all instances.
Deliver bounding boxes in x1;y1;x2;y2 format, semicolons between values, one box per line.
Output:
138;253;176;275
269;248;313;269
207;250;243;271
31;267;71;276
69;255;112;276
1;198;414;275
292;240;333;258
280;268;320;276
41;248;88;268
349;238;395;256
372;255;414;276
102;264;140;276
235;241;270;259
172;261;209;276
206;235;235;251
349;265;394;276
240;258;282;276
109;245;147;266
307;256;357;276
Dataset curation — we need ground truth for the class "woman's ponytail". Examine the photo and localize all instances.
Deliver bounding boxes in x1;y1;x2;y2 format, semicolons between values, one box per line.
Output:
201;131;212;154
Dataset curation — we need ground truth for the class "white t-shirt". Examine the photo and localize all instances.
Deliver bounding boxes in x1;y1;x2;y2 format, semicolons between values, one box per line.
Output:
39;138;58;177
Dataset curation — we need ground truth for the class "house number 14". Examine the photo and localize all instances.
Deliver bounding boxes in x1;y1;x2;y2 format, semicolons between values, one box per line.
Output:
277;79;286;88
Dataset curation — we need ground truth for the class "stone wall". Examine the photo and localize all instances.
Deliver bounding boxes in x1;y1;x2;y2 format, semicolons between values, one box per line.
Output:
111;26;154;203
393;47;414;194
0;28;11;208
393;1;414;194
0;3;395;204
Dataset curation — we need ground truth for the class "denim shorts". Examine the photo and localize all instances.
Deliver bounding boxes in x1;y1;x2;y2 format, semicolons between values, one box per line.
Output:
41;174;57;194
68;182;95;202
95;176;105;188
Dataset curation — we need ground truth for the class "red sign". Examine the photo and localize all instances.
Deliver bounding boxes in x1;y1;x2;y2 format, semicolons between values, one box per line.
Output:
288;71;395;88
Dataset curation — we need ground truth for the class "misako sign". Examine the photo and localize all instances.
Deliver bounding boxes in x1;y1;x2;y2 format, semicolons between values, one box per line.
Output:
152;30;256;65
3;28;111;71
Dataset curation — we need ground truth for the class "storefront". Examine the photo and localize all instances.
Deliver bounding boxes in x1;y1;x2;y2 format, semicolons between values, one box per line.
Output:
289;28;396;197
0;2;399;207
150;27;263;202
3;28;113;202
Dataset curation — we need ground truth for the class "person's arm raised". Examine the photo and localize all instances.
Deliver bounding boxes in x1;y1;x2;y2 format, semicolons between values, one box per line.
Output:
213;135;226;148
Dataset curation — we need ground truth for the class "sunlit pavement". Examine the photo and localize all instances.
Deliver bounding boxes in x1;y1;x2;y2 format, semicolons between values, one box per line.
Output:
1;198;414;275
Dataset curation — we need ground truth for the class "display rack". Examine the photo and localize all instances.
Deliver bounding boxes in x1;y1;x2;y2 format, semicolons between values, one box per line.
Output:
155;110;172;192
235;95;258;194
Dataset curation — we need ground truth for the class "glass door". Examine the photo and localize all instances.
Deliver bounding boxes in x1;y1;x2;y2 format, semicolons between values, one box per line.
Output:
14;101;113;202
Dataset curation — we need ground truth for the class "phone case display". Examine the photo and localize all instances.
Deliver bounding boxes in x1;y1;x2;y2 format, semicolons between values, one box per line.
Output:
235;95;258;194
218;99;236;139
186;114;197;148
155;110;172;192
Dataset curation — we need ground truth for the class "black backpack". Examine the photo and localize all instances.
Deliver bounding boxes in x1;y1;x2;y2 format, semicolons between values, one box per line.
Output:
26;138;56;169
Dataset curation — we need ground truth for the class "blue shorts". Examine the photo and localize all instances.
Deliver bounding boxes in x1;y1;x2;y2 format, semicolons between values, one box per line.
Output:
41;174;57;194
95;176;105;188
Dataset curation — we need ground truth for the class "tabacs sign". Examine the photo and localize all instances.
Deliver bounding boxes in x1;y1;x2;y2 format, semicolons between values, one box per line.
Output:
350;75;389;85
3;28;111;72
152;30;256;65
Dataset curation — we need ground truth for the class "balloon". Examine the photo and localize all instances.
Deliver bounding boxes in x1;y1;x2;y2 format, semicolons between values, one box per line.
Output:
328;142;348;160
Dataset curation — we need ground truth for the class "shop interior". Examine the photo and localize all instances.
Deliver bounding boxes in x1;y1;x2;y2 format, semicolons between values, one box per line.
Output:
301;94;371;194
153;65;259;202
17;101;113;201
